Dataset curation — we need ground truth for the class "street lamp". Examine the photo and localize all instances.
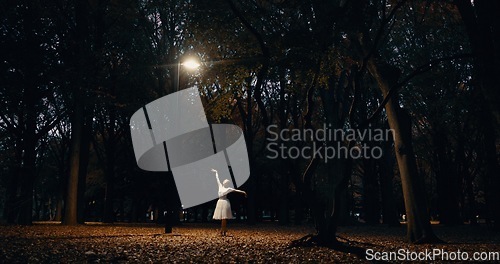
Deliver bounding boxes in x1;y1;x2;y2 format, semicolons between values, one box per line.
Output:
182;58;201;70
176;57;200;92
165;56;200;234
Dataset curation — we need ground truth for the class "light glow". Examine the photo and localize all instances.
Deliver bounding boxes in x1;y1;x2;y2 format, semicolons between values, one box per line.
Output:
182;58;200;70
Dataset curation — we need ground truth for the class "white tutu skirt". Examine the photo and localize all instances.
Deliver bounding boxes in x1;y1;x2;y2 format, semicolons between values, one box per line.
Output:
213;198;234;220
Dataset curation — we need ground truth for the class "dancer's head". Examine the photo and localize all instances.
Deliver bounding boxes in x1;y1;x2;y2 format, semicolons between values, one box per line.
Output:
222;179;230;187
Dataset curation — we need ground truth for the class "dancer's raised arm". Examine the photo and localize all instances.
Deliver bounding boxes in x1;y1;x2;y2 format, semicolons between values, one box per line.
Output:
211;168;222;188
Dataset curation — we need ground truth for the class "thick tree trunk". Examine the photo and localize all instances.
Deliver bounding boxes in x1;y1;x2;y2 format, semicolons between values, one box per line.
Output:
16;91;37;226
77;119;91;224
17;128;36;225
367;58;438;243
63;96;84;225
311;158;350;244
63;0;89;226
4;139;22;224
16;99;37;225
308;72;351;243
16;110;37;225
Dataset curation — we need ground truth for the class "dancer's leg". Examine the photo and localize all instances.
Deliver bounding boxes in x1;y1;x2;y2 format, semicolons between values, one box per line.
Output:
221;219;227;236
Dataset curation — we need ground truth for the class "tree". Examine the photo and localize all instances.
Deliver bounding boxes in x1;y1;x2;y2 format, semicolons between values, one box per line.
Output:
454;0;500;230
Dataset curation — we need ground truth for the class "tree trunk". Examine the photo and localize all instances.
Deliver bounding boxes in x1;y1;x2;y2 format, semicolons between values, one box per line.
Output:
77;118;91;224
479;104;500;230
455;0;500;229
367;58;438;243
103;179;114;223
15;3;41;225
307;72;351;243
379;132;400;226
278;69;289;225
55;198;63;222
102;166;115;223
17;86;37;226
102;139;116;223
311;157;350;244
244;79;257;225
433;131;460;225
17;139;35;225
63;96;84;225
455;0;500;128
292;167;306;225
4;138;22;224
456;136;476;225
63;0;89;226
278;169;289;225
362;156;380;225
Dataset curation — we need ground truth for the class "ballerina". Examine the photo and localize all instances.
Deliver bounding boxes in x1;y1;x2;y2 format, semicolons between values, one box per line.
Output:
211;168;246;236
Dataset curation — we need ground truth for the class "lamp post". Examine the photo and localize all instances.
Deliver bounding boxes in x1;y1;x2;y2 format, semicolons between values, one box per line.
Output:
165;57;200;234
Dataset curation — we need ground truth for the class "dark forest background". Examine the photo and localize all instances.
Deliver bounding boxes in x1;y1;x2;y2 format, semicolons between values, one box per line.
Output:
1;0;498;244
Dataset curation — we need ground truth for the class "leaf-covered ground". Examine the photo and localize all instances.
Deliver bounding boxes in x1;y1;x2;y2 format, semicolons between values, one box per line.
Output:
0;222;499;263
